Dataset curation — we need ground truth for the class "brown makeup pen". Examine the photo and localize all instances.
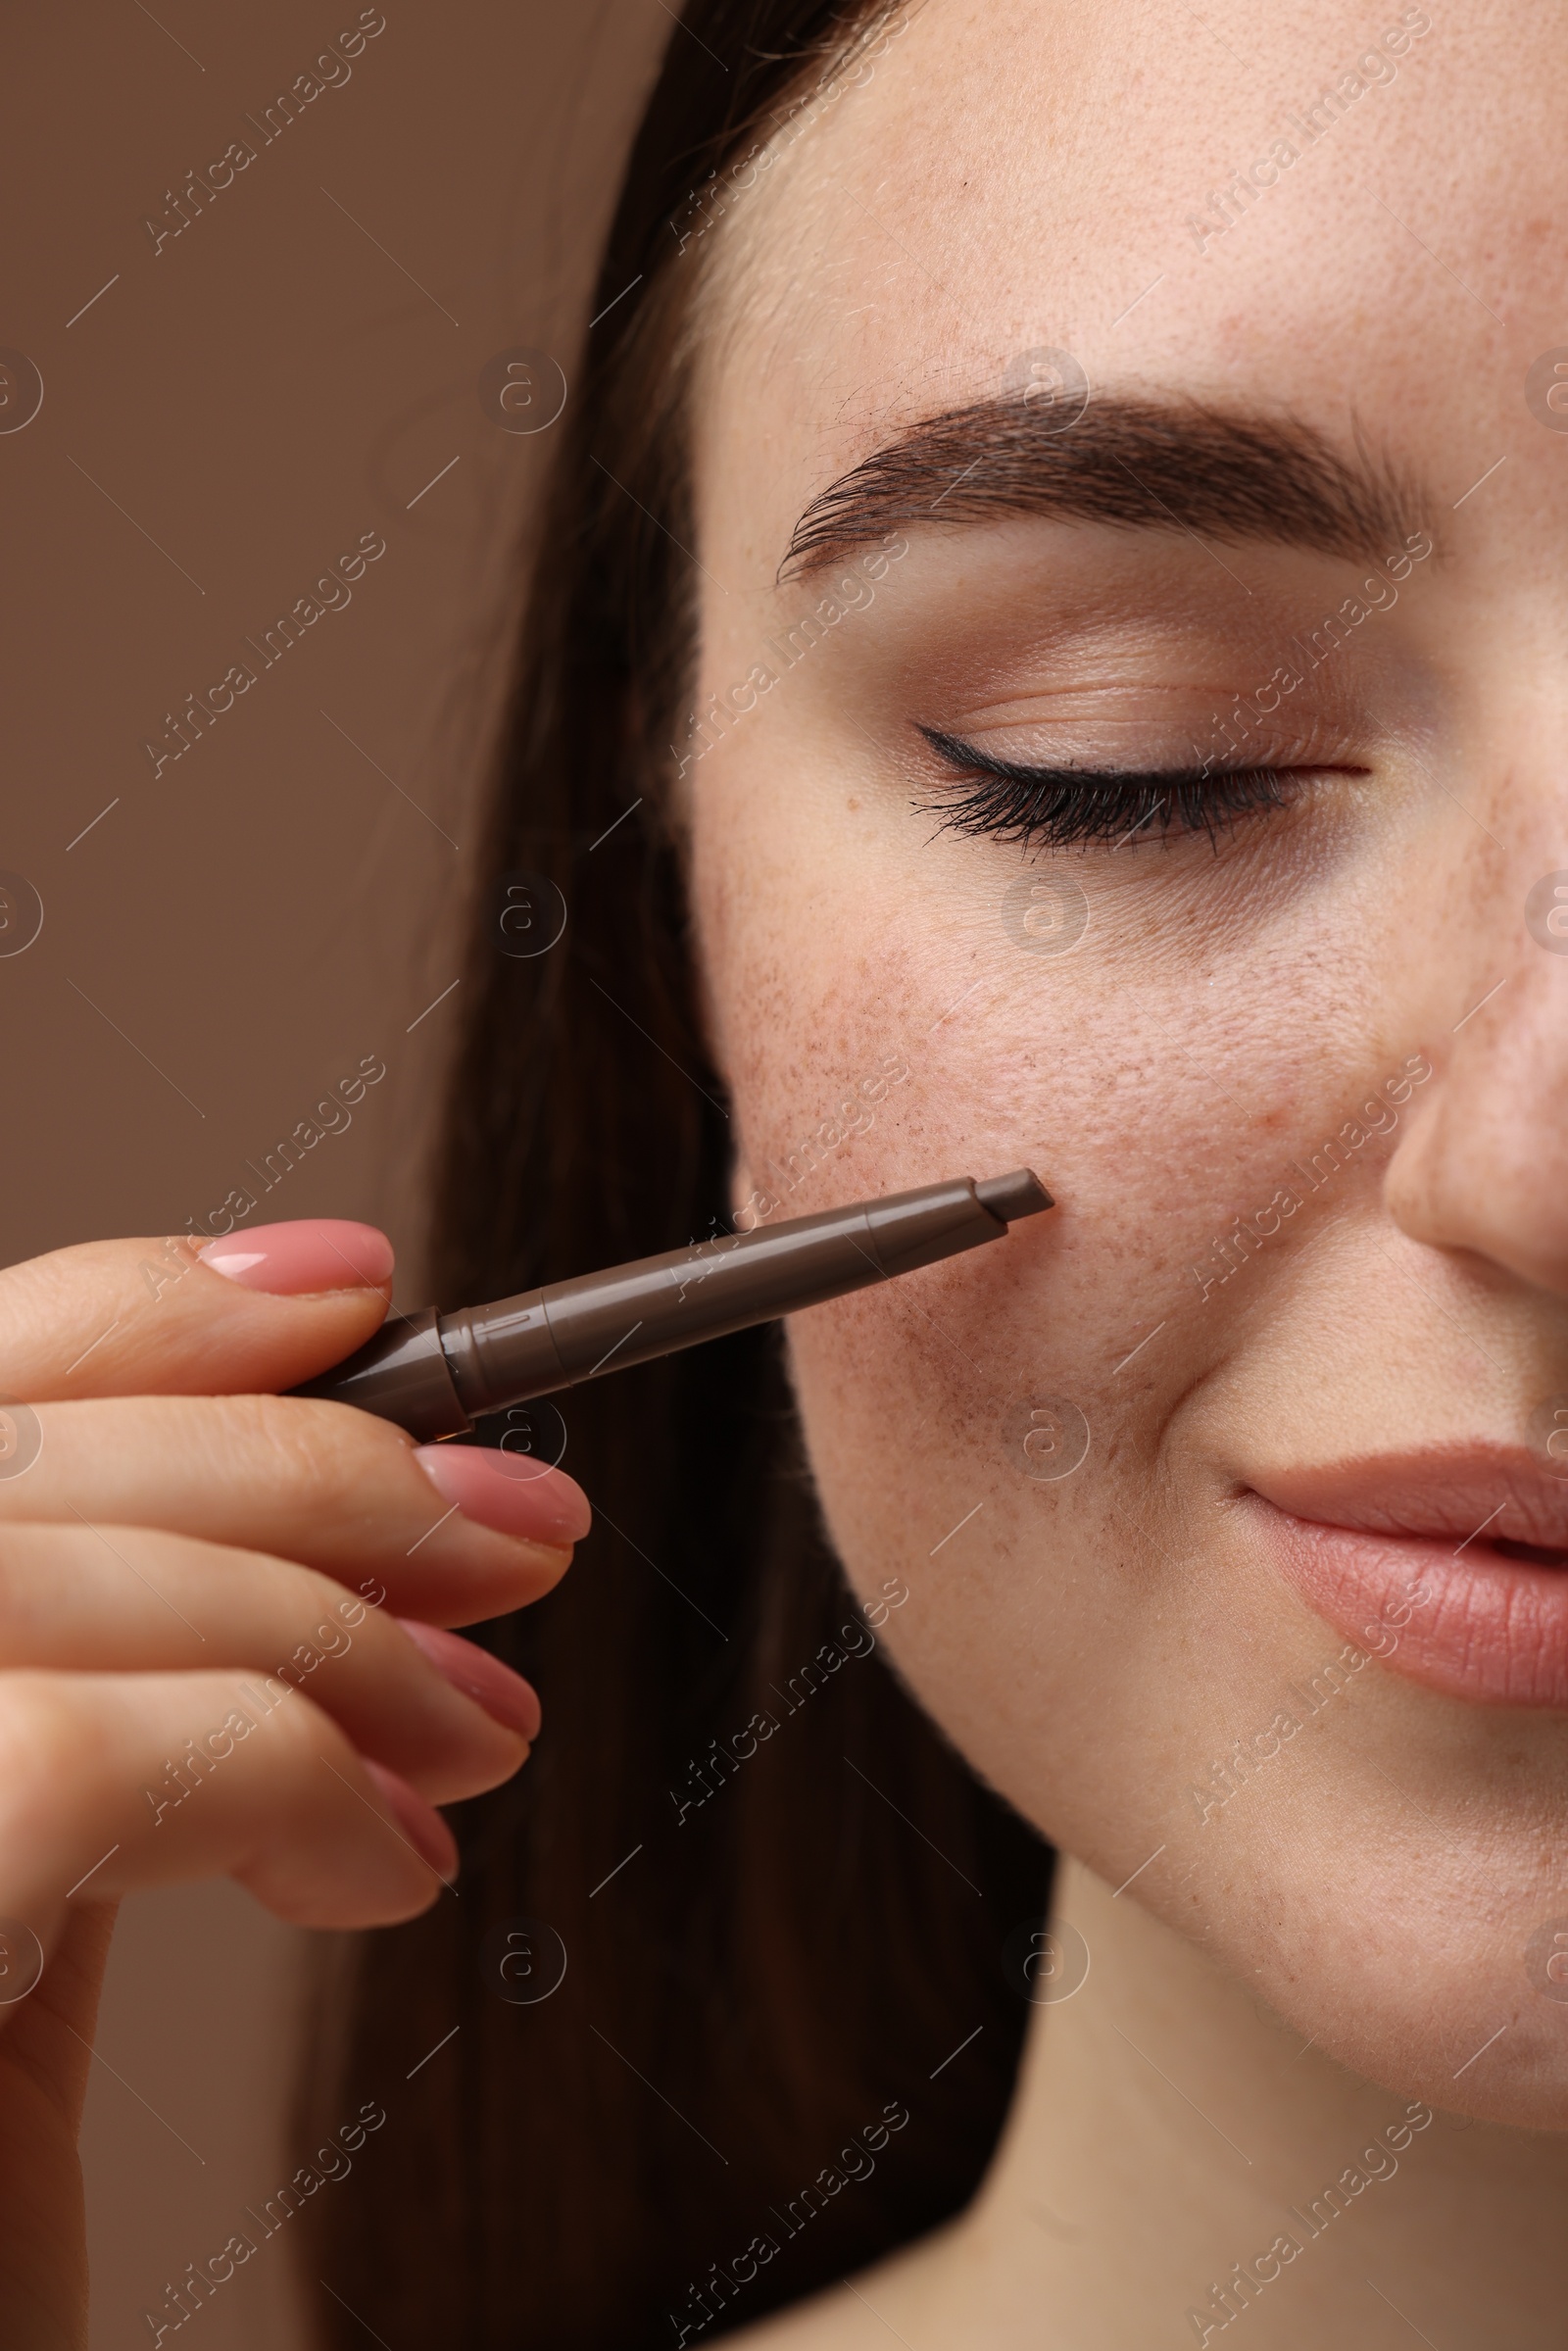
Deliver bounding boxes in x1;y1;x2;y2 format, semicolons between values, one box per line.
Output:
289;1169;1054;1441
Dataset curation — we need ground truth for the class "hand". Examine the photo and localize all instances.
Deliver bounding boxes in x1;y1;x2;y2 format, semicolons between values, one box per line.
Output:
0;1217;588;2347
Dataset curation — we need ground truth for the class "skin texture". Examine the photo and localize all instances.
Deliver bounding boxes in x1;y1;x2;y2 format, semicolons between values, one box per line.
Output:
676;0;1568;2340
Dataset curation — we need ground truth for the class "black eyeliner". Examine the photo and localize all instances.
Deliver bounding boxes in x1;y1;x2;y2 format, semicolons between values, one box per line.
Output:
913;723;1298;851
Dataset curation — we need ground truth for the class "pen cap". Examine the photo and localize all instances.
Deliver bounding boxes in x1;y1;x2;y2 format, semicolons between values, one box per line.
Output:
861;1176;1012;1276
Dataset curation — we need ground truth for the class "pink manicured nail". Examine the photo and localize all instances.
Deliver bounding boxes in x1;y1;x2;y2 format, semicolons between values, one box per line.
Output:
364;1760;459;1879
197;1218;394;1295
396;1618;542;1739
414;1445;591;1545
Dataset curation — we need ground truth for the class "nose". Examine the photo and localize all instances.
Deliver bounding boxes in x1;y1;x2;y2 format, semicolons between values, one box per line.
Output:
1385;882;1568;1298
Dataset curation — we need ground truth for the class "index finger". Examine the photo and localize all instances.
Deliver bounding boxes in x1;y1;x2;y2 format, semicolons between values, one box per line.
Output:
0;1222;395;1402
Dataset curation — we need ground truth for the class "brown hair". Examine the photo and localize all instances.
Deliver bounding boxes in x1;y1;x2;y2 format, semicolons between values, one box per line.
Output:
305;7;1051;2342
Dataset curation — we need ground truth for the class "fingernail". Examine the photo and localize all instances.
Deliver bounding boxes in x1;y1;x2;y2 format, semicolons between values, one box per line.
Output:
396;1618;542;1739
197;1218;394;1295
414;1445;591;1545
364;1760;459;1880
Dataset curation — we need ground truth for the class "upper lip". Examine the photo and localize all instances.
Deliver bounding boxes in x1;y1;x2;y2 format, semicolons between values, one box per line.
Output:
1243;1446;1568;1557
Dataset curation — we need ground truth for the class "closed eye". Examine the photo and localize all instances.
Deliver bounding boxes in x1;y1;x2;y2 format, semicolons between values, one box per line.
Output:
913;724;1354;852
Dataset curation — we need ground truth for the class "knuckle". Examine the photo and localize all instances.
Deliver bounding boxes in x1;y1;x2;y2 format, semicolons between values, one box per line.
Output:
207;1391;330;1485
249;1684;350;1788
214;1392;416;1504
275;1565;372;1661
0;1673;106;1838
172;1535;350;1642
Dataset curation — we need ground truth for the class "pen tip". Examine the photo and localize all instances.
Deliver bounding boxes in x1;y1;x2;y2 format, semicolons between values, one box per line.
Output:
974;1168;1054;1223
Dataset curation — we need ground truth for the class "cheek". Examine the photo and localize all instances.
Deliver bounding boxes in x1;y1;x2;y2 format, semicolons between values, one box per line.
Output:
717;966;1201;1846
686;732;1406;1870
690;750;1304;1543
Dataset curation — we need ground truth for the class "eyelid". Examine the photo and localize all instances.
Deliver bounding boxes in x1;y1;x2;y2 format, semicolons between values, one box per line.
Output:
918;723;1365;789
913;723;1357;852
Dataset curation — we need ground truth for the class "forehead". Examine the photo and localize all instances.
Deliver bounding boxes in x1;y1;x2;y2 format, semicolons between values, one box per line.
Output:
695;0;1568;559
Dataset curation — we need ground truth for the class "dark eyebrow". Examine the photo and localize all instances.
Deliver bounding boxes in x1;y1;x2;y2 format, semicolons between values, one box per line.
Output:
780;391;1424;581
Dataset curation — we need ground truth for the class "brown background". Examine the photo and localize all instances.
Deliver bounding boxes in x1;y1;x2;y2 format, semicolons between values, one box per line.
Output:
0;1;663;2338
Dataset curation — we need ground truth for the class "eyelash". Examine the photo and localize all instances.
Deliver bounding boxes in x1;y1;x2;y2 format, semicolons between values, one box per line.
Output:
913;724;1305;851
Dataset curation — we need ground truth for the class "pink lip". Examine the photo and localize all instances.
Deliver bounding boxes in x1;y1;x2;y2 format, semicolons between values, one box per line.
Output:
1244;1448;1568;1709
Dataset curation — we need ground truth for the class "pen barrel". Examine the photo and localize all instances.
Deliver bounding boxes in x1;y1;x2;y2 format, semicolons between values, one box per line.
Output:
439;1178;1007;1416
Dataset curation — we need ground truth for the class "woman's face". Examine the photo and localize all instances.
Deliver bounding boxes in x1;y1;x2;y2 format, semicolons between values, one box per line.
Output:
682;0;1568;2125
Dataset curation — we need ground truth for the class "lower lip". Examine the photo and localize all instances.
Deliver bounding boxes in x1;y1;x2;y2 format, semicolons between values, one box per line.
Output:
1247;1495;1568;1708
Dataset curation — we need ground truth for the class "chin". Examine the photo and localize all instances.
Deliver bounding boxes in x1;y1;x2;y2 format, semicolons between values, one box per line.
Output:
1208;1845;1568;2132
